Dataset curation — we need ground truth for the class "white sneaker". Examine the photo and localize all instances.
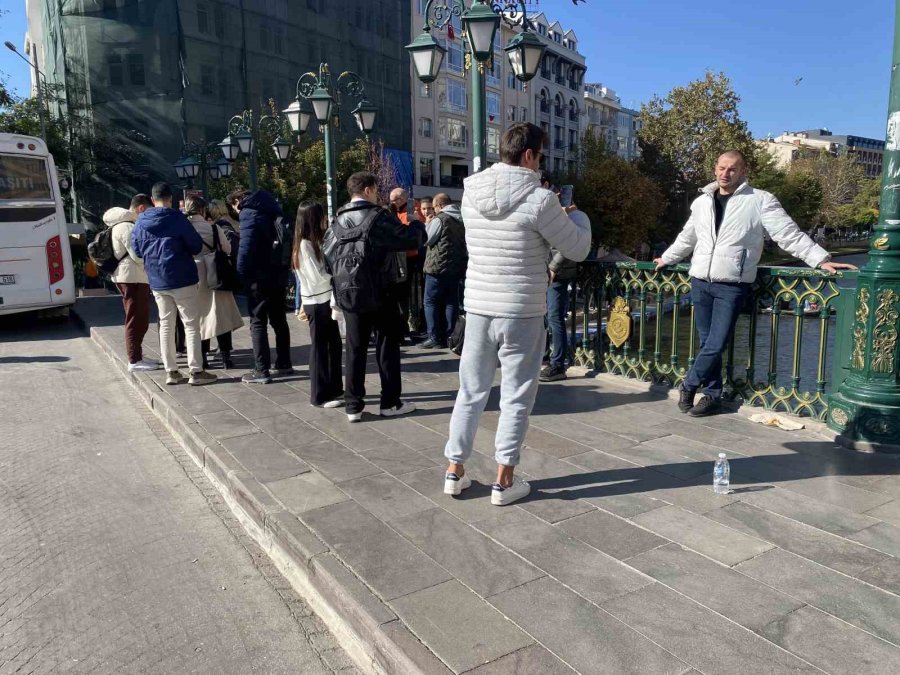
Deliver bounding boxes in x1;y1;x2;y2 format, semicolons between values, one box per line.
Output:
128;358;159;372
347;411;363;423
379;401;416;417
491;478;531;506
443;472;472;496
323;399;345;409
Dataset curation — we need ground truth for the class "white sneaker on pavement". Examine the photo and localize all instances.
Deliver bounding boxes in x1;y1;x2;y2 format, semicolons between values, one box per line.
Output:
347;411;363;423
128;358;159;372
379;401;416;417
323;399;344;409
491;477;531;506
443;472;472;496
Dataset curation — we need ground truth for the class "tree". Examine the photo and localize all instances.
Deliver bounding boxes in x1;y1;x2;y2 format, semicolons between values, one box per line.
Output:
791;150;866;230
639;72;757;231
575;133;666;252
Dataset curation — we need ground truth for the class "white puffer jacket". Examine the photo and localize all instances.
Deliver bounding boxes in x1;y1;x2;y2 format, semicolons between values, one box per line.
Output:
661;180;830;282
103;207;149;285
461;162;591;318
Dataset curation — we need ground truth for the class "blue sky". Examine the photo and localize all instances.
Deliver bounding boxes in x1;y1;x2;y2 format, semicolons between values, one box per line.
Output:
0;0;893;140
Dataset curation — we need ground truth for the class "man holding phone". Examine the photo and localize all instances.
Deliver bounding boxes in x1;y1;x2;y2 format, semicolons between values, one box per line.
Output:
540;174;585;382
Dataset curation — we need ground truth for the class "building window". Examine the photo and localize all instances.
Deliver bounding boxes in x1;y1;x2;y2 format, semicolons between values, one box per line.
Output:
448;41;463;73
441;79;467;113
108;53;123;86
201;64;214;95
419;156;434;186
507;71;517;89
507;105;516;122
417;0;429;15
127;53;145;86
418;117;433;138
521;106;528;121
486;92;501;120
214;6;225;39
197;3;209;33
487;127;500;156
440;118;468;149
273;27;283;55
486;58;500;87
260;24;270;50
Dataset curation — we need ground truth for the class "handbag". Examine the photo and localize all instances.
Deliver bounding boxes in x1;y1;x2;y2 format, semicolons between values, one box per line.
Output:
205;224;241;292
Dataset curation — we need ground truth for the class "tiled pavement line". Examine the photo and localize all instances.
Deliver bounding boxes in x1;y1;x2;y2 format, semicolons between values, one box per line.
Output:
74;303;900;674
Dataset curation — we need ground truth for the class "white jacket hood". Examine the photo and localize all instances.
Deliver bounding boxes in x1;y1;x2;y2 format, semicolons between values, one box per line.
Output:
464;163;541;218
103;207;136;227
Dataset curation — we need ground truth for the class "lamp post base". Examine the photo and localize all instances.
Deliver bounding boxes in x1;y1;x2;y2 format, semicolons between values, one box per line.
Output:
827;392;900;454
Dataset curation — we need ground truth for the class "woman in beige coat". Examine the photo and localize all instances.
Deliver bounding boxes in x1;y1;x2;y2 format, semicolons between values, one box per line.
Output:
184;196;243;369
104;205;158;372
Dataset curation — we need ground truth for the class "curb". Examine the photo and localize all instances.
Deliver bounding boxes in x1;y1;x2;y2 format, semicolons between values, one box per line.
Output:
75;312;444;675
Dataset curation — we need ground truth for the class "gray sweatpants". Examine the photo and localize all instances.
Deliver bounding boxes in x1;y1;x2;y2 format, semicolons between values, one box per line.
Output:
444;313;546;467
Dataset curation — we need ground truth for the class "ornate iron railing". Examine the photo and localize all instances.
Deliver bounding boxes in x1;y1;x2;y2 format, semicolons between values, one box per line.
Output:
568;261;857;420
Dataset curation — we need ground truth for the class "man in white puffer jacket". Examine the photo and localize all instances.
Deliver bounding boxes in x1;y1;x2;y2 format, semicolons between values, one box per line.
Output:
443;123;591;506
655;150;856;417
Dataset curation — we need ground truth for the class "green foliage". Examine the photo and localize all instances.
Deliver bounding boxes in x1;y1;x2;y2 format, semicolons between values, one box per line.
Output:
575;133;666;252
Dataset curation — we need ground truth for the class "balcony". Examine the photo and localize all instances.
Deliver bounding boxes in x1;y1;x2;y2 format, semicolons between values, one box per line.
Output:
554;107;564;118
539;101;550;114
568;80;578;90
439;175;465;189
555;75;566;85
541;68;551;79
569;110;578;122
554;140;565;150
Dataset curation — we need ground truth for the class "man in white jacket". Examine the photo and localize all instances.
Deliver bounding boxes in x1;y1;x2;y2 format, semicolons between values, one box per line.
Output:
443;123;591;506
655;150;856;417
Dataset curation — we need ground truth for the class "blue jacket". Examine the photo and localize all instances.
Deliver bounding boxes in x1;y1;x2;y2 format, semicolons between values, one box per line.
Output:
131;206;203;291
236;190;286;288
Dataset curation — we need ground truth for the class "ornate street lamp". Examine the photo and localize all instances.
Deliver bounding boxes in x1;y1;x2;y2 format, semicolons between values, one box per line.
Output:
293;63;379;216
218;135;239;161
173;141;223;193
221;108;294;189
405;30;446;84
282;99;313;135
271;135;293;162
505;29;545;81
216;156;233;178
462;1;501;62
173;157;189;180
234;128;254;156
184;156;201;179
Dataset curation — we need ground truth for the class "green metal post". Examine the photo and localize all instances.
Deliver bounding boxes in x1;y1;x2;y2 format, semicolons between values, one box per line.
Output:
827;2;900;452
323;118;337;217
471;54;486;173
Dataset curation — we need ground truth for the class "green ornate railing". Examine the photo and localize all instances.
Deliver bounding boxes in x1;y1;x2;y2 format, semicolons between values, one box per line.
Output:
569;261;858;420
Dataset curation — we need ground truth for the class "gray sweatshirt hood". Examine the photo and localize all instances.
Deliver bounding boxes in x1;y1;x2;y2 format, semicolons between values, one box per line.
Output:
440;203;462;220
463;162;540;218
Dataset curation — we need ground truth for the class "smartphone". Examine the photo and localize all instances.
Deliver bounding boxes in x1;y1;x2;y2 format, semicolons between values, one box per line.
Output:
559;184;574;208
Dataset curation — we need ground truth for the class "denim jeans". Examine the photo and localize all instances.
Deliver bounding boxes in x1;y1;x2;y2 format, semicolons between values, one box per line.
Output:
683;278;750;399
546;280;570;368
424;274;461;344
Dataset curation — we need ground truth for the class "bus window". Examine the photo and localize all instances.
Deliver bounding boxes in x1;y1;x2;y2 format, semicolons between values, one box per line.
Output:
0;155;52;201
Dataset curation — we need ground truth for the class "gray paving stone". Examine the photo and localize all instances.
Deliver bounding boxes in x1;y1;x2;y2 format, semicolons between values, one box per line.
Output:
376;619;454;675
847;522;900;557
865;498;900;527
627;544;805;632
736;548;900;646
212;387;284;420
195;409;261;440
340;473;433;521
220;432;311;483
625;434;733;481
400;466;498;524
650;480;742;514
601;583;820;674
706;501;890;576
563;449;641;472
288;438;382;483
760;605;900;675
265;471;349;513
778;475;894;514
643;417;749;449
490;576;692;675
632;505;774;566
392;508;544;598
254;412;323;449
302;500;451;601
516;492;596;523
556;508;668;560
858;557;900;595
356;442;441;475
572;407;673;442
465;644;576;675
869;474;900;499
480;414;589;459
370;416;449;450
163;385;233;415
530;417;640;454
306;416;398;452
476;509;652;604
390;580;534;674
740;485;880;536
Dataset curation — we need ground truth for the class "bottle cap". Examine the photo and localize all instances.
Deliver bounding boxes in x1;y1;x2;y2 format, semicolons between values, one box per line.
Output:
718;453;726;458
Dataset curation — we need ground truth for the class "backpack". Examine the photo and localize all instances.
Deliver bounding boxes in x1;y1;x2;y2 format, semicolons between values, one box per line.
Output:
325;209;383;313
272;216;293;271
87;226;126;274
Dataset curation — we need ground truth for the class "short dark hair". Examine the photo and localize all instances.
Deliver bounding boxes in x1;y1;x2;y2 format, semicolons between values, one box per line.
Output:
719;150;747;168
151;182;173;201
347;171;377;197
184;195;207;218
130;193;152;210
227;188;250;206
500;122;545;165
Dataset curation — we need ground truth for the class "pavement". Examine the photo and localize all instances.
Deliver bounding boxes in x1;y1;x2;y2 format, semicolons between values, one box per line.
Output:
72;295;900;675
0;314;356;674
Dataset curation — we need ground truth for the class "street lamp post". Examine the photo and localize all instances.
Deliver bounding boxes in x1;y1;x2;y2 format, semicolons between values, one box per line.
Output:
827;8;900;453
288;63;377;217
218;109;294;192
5;40;47;142
173;141;222;195
407;1;548;174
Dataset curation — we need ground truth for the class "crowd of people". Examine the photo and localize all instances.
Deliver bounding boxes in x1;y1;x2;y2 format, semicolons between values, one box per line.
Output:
95;122;856;507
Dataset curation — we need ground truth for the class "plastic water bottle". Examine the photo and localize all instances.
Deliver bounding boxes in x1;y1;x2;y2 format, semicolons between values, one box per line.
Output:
713;453;730;495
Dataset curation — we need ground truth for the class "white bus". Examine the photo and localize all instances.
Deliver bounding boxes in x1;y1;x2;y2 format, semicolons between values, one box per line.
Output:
0;133;75;317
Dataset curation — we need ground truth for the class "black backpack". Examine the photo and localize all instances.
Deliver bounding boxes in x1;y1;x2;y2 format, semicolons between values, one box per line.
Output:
272;216;293;270
87;226;126;274
449;314;466;356
325;209;383;313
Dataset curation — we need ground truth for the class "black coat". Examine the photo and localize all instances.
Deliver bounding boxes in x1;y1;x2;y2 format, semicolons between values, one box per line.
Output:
236;191;285;288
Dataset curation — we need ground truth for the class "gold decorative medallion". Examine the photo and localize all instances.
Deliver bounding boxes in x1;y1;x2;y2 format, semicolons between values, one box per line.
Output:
871;289;899;374
873;236;890;251
851;287;870;370
606;297;632;348
830;407;849;428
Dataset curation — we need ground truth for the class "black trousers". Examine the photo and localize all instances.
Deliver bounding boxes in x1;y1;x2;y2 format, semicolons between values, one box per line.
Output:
343;302;402;414
305;302;343;406
201;331;233;355
247;283;291;373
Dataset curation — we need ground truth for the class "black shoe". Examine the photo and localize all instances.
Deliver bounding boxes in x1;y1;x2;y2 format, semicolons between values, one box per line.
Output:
539;364;567;382
242;369;272;384
688;395;721;417
271;367;297;377
678;387;697;413
420;338;445;349
221;352;234;369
